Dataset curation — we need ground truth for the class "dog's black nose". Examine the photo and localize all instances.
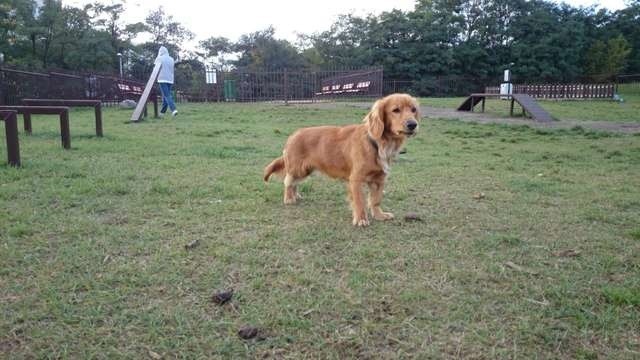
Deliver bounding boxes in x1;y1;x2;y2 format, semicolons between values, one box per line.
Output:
406;120;418;131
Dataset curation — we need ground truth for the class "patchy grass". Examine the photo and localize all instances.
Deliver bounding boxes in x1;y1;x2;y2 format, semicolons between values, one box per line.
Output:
1;103;639;358
420;84;640;122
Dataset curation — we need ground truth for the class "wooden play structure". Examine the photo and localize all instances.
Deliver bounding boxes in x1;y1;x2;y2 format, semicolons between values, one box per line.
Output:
457;93;554;122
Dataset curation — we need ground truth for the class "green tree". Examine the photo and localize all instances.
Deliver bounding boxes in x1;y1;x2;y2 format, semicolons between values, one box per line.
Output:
233;27;306;70
143;6;194;56
608;1;640;73
198;36;231;70
586;35;632;79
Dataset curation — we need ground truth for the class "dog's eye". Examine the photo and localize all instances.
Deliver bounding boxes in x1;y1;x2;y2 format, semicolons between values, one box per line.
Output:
392;108;400;113
411;107;417;113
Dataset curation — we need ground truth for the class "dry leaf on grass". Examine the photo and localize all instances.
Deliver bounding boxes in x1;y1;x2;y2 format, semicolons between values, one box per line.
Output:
472;192;486;200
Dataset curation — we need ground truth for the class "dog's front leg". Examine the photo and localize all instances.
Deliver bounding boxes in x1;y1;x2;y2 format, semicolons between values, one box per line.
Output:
368;179;394;221
349;178;369;227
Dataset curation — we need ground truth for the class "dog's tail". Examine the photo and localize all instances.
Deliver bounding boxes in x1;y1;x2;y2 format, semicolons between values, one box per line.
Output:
264;157;285;182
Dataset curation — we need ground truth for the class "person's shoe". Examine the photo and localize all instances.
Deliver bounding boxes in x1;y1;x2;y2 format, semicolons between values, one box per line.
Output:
172;110;178;117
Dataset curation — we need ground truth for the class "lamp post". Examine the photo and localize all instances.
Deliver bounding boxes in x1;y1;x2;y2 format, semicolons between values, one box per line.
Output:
117;52;123;78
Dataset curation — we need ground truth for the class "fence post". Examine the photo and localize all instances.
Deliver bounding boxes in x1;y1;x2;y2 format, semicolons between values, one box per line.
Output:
60;110;71;149
312;72;317;103
94;104;103;137
24;113;32;134
0;68;4;105
283;69;288;105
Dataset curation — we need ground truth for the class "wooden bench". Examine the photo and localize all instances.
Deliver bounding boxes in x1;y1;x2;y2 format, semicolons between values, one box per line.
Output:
0;106;71;149
22;99;103;137
0;110;20;166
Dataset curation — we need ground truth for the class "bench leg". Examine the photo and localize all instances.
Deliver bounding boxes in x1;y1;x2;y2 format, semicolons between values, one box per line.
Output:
24;113;32;135
60;112;71;149
510;98;515;116
4;113;21;167
153;96;159;118
94;105;103;137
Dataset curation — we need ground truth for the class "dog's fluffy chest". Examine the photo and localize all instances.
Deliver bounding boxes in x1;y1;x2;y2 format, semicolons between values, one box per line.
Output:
377;145;400;174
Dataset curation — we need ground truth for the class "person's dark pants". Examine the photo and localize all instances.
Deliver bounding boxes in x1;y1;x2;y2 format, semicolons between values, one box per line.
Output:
159;82;176;113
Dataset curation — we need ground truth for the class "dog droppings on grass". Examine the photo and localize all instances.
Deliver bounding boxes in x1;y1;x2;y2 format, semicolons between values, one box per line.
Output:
404;212;423;222
211;289;234;305
553;249;581;257
184;239;200;250
237;326;259;340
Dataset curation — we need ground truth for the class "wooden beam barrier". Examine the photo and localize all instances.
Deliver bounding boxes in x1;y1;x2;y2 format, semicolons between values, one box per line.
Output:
22;99;103;137
0;106;71;149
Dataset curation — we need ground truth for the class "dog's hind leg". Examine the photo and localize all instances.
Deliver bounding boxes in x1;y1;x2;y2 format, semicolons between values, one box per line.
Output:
283;174;298;204
284;172;309;204
283;166;313;204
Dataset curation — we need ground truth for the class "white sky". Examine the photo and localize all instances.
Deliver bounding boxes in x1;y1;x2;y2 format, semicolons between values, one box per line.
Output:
62;0;629;50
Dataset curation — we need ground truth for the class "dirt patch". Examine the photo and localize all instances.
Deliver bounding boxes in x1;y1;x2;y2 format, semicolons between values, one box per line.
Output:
0;338;21;353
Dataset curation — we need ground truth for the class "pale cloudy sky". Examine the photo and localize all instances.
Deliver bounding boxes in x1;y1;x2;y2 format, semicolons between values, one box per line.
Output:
62;0;629;48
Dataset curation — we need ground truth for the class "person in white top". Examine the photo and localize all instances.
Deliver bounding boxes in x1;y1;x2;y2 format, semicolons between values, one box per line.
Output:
155;46;178;117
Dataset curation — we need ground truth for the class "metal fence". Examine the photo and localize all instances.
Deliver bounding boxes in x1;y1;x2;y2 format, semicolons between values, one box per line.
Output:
0;66;150;106
183;67;383;102
616;74;640;94
4;65;637;105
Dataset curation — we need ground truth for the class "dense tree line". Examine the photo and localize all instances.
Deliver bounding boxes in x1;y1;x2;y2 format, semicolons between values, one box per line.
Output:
1;0;638;87
298;0;639;83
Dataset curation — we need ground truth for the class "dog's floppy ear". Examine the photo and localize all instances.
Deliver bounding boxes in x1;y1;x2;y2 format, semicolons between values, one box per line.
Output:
365;99;385;140
413;97;422;120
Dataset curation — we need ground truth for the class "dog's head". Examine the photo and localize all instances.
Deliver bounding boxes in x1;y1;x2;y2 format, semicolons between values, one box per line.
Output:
365;93;420;140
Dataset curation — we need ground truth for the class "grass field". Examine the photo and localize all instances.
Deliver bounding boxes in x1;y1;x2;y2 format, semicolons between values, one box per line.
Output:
1;102;640;358
420;84;640;122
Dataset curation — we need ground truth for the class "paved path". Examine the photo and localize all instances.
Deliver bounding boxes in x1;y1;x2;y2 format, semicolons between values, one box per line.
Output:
298;102;640;134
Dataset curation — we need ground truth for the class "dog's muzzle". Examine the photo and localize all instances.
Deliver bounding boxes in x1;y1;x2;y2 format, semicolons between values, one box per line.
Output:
404;119;418;135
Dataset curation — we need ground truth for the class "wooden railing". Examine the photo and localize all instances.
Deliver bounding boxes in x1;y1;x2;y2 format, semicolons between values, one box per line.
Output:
485;83;615;99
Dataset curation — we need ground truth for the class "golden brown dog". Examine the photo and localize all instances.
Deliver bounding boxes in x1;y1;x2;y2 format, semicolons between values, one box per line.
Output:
263;93;420;226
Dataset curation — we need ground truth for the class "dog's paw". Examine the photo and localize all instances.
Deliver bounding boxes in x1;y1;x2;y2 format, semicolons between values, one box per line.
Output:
373;211;394;221
283;197;297;205
352;217;370;227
